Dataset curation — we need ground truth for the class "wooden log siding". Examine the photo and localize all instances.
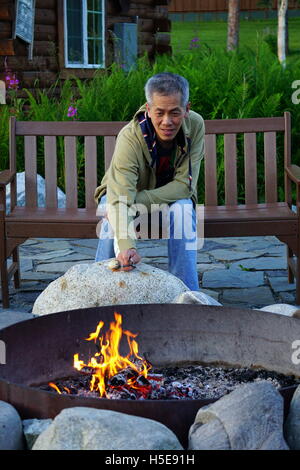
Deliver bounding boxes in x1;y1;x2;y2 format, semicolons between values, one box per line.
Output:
2;0;171;95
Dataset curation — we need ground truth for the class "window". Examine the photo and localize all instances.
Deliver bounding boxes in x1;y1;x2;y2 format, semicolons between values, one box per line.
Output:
64;0;105;68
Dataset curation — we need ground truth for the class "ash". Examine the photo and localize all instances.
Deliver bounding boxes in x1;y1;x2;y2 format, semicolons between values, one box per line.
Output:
40;364;300;401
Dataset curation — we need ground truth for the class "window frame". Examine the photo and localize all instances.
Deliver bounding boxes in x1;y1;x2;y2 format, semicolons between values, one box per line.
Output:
63;0;105;69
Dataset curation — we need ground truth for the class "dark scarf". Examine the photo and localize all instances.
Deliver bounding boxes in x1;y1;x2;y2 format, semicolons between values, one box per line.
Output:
137;111;192;189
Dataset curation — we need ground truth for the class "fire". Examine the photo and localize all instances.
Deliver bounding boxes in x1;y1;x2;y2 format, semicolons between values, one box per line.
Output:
73;312;151;397
49;382;62;394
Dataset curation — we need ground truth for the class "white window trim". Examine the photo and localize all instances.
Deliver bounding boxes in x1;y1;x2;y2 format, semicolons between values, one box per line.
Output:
64;0;105;69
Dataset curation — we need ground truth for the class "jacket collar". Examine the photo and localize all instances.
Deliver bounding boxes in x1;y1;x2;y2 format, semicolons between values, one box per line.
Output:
134;103;190;161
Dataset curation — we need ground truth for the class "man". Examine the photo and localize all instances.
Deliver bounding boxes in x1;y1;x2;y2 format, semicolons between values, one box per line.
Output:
94;72;205;290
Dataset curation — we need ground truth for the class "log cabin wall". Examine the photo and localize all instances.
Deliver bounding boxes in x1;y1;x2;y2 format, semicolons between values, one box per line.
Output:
0;0;171;99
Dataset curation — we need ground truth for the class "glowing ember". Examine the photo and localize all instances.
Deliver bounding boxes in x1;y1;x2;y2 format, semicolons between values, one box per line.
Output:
51;312;152;398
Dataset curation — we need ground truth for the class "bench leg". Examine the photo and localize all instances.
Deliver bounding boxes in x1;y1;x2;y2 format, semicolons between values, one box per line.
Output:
287;245;294;284
12;247;20;289
0;259;9;309
0;220;9;309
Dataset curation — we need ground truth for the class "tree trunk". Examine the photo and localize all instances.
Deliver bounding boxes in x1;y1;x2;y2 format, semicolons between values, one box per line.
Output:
227;0;240;51
278;0;288;67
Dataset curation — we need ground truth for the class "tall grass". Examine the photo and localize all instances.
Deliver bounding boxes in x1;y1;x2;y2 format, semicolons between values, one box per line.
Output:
1;39;300;205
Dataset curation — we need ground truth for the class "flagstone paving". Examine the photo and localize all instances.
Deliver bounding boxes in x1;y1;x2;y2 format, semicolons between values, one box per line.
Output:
0;235;298;329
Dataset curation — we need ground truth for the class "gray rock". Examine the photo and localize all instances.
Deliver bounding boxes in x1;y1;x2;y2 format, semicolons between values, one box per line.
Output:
279;292;296;304
0;309;34;330
201;240;235;250
0;401;24;450
202;269;264;289
197;263;226;273
196;253;211;263
32;408;183;450
199;288;220;302
23;419;53;449
21;272;59;281
172;290;222;306
188;381;288;450
8;258;32;273
32;261;189;315
222;286;274;307
6;172;66;213
33;241;74;251
268;277;296;293
239;239;279;252
259;304;300;317
36;260;93;273
284;385;300;449
254;246;286;257
210;249;261;262
37;253;94;263
230;257;287;271
189;416;230;450
23;249;75;261
137;246;167;257
70;246;97;257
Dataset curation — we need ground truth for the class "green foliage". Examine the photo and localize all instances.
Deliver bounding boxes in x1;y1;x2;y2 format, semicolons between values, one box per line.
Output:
1;37;300;207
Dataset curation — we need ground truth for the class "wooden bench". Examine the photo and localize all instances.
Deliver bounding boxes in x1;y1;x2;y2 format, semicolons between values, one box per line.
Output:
1;112;300;308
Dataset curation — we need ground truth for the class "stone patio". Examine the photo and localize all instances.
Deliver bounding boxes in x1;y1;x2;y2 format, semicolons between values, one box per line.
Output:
0;235;297;330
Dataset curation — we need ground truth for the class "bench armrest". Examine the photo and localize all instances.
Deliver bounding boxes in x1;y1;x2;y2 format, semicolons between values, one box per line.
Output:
0;170;16;188
285;165;300;186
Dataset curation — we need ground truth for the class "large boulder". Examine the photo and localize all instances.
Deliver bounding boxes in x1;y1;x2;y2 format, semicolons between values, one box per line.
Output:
172;290;222;306
0;401;24;450
284;385;300;449
32;407;183;450
188;381;288;450
23;418;53;450
32;260;190;315
259;304;300;318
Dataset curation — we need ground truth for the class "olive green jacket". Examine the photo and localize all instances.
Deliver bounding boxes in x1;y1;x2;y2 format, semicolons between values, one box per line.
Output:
94;104;205;253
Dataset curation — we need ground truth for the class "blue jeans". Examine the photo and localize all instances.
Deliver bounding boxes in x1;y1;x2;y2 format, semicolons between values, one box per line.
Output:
95;195;199;291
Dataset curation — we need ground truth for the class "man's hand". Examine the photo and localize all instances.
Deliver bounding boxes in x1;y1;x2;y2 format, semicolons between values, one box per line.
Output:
117;248;141;271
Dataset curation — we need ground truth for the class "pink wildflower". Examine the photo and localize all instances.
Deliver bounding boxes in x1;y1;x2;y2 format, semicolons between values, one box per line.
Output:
67;105;78;118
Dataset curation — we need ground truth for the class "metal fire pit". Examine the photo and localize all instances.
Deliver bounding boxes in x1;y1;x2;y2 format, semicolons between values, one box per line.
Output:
0;304;299;448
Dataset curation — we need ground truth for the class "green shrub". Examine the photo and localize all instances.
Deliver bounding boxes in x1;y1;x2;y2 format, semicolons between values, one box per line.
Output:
1;39;300;206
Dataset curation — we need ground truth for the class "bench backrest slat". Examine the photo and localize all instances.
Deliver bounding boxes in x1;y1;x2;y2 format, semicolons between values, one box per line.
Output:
204;134;218;206
85;136;98;209
44;136;58;208
244;133;257;205
284;111;292;205
104;136;116;171
9;117;17;210
24;136;37;208
64;136;78;209
224;134;238;206
264;132;277;203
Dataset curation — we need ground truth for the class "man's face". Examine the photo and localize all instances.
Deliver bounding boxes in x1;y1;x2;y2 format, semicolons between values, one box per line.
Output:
146;92;190;145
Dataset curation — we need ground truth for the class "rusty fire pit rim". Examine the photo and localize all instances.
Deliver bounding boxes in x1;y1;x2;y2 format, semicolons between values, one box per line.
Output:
2;302;299;334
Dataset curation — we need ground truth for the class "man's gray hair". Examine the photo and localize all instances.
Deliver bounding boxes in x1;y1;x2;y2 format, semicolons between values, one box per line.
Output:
145;72;189;107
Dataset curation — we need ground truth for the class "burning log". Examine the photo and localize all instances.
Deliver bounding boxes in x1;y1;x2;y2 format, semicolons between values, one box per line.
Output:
45;313;300;402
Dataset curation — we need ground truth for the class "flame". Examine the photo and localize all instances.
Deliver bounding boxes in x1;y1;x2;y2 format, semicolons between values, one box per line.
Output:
73;312;151;397
49;382;62;394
